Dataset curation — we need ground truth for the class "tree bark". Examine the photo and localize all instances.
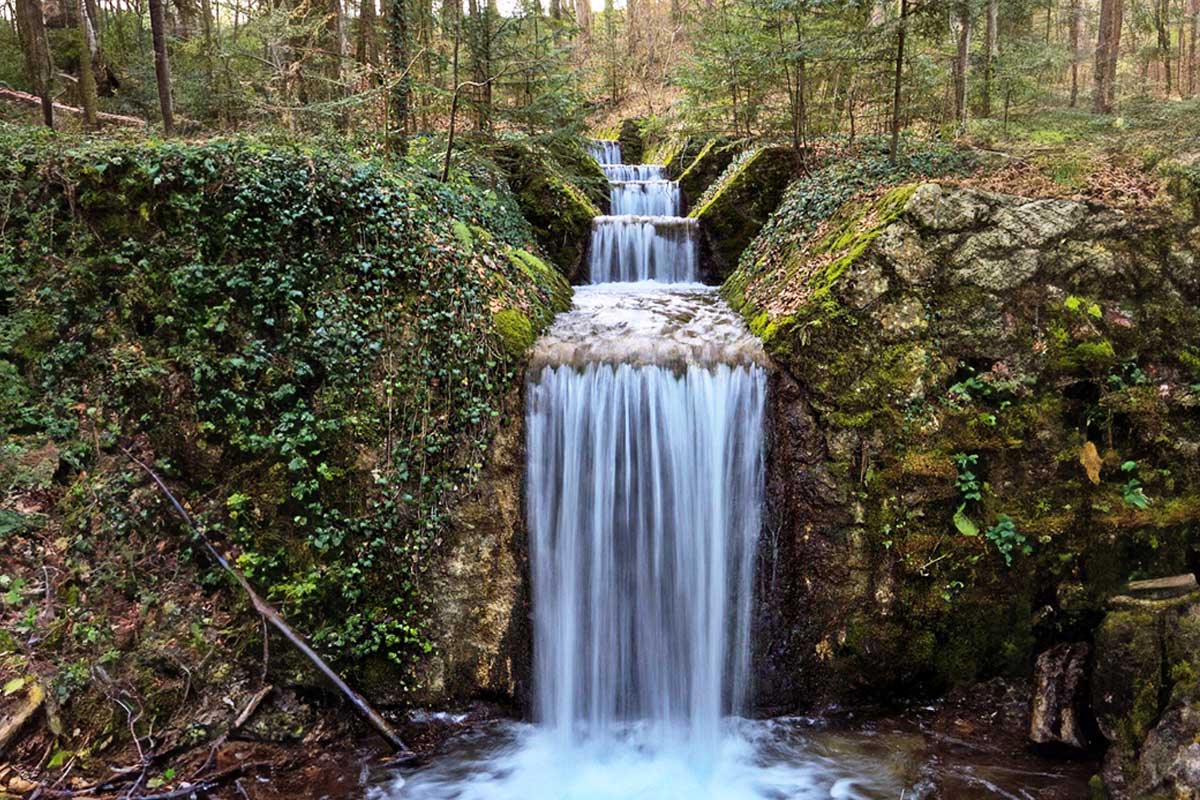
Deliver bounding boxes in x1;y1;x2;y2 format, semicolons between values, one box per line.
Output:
1190;0;1198;97
952;0;971;132
1156;0;1173;95
1069;0;1081;105
982;0;997;117
148;0;175;133
15;0;54;127
889;0;908;163
574;0;590;38
357;0;376;64
1093;0;1124;113
388;0;410;154
75;0;99;127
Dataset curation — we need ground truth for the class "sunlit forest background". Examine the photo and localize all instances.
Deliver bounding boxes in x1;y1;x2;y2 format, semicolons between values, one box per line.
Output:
2;0;1197;157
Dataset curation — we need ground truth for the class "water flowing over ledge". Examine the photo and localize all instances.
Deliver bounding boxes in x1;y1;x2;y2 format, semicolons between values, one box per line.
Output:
529;283;766;371
609;179;682;216
602;164;668;181
587;216;699;283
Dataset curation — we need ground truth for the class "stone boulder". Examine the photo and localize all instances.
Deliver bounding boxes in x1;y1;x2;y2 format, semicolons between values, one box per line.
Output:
1030;642;1092;751
723;180;1200;709
1093;587;1200;799
690;146;796;282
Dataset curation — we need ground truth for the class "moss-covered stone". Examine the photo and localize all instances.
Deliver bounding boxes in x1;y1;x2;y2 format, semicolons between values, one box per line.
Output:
738;181;1200;712
494;143;603;282
689;146;795;281
675;137;739;202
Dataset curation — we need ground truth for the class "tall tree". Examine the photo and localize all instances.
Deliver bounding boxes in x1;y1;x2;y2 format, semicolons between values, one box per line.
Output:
889;0;908;163
358;0;378;65
15;0;54;127
1093;0;1123;112
148;0;176;134
1068;0;1082;106
76;0;99;127
1190;0;1198;96
389;0;410;154
1155;0;1173;95
981;0;997;116
951;0;972;132
575;0;591;38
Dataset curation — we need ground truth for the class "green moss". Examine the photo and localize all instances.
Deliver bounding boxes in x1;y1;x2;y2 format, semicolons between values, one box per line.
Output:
492;309;536;357
689;146;795;279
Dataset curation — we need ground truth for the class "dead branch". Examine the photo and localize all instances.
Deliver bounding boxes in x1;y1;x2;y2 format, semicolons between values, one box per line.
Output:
0;682;46;753
121;447;409;754
0;87;146;127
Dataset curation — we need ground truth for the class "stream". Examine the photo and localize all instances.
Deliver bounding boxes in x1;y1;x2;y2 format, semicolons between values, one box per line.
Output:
366;142;1096;800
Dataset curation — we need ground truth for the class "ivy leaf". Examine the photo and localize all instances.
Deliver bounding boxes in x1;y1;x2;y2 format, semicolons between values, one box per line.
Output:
954;504;979;537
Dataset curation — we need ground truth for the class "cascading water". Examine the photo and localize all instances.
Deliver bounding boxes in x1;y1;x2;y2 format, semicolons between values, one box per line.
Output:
587;216;697;283
609;179;681;216
372;142;920;800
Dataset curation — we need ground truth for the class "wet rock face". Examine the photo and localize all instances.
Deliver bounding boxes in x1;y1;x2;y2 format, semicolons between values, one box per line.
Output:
1030;642;1092;751
733;182;1200;707
1093;590;1200;799
413;386;531;711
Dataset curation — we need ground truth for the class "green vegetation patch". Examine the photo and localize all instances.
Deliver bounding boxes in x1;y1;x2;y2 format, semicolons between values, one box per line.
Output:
0;128;570;694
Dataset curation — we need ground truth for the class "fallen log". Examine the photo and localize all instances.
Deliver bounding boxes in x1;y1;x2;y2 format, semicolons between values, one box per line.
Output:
0;88;146;127
121;447;410;755
0;681;45;755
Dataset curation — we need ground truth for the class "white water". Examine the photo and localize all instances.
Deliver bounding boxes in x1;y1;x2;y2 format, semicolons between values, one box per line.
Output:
369;141;1094;800
610;179;681;216
588;216;698;283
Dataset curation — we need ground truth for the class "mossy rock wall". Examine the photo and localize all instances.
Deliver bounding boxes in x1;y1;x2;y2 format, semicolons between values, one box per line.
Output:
0;133;570;753
617;118;647;165
675;137;739;207
728;182;1200;710
494;143;604;283
690;146;795;282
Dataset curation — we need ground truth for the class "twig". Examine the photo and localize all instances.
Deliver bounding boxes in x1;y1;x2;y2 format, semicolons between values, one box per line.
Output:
121;447;409;754
188;685;273;781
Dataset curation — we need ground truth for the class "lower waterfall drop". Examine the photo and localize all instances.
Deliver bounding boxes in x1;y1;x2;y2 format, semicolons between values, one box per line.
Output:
371;149;915;800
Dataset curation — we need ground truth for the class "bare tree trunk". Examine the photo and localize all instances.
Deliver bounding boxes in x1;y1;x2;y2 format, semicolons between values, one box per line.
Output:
1069;0;1082;105
1156;0;1172;95
1190;0;1198;96
388;0;409;154
1093;0;1124;113
15;0;54;127
889;0;908;163
982;0;997;117
574;0;590;38
357;0;376;64
952;0;971;132
148;0;175;133
76;0;99;127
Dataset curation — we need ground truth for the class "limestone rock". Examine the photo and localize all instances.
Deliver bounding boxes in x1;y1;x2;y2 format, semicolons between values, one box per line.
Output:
1030;642;1091;751
1131;703;1200;799
904;183;990;232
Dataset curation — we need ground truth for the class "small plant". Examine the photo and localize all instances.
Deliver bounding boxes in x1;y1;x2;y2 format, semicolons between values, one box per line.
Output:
1120;460;1152;509
984;515;1032;567
953;453;982;501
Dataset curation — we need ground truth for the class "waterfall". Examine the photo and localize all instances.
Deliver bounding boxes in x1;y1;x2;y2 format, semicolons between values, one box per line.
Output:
587;216;698;283
528;146;765;755
589;139;622;164
602;164;668;181
528;360;765;749
609;180;681;216
588;146;695;283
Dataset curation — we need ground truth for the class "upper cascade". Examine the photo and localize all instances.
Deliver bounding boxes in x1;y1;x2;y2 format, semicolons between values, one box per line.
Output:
588;139;695;284
602;164;668;182
588;139;622;164
610;179;681;216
